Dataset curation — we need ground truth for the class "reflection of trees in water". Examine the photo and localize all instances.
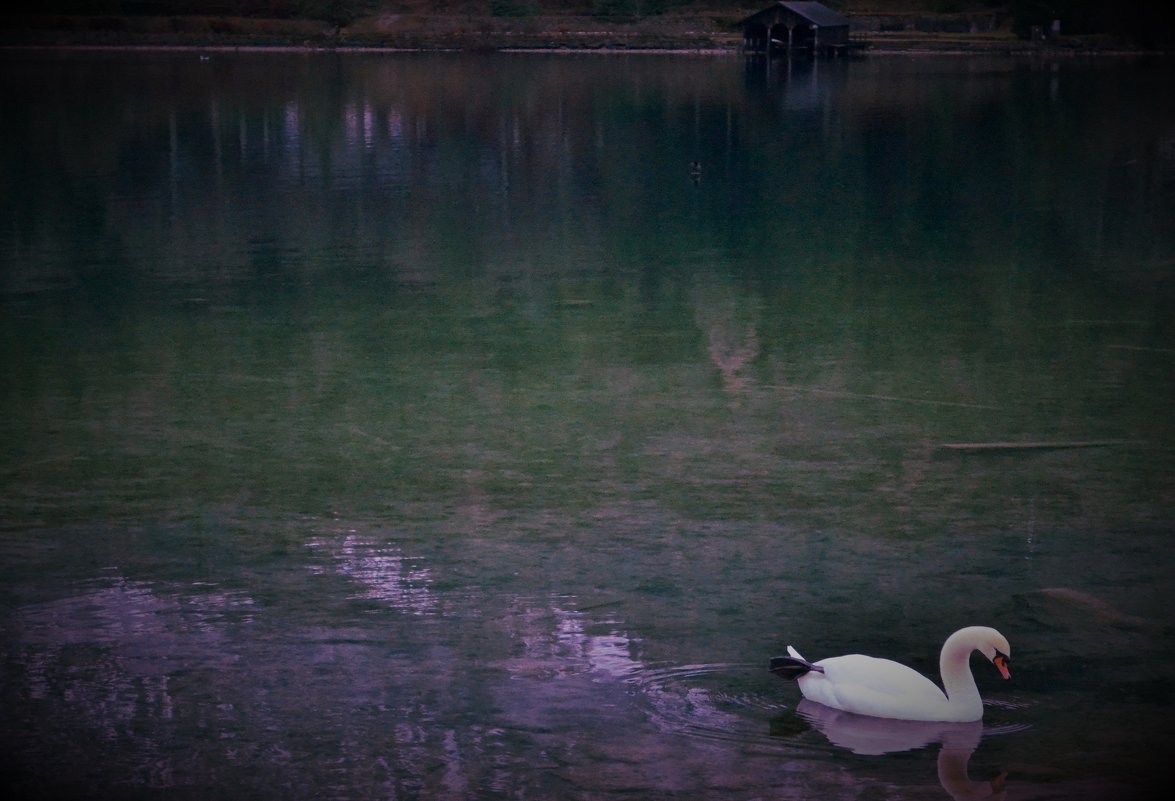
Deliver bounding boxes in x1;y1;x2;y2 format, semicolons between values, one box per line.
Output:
12;565;936;798
694;275;760;405
7;572;453;793
5;567;659;797
13;55;1169;302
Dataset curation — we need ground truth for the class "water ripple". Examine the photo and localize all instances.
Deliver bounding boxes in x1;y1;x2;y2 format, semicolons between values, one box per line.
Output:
622;661;807;750
622;660;1031;757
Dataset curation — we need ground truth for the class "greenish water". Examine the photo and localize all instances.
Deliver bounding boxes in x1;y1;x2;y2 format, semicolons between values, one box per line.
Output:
2;50;1174;800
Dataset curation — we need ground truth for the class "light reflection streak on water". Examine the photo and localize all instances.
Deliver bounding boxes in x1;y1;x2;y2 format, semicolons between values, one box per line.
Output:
282;101;300;153
304;533;437;614
555;609;637;679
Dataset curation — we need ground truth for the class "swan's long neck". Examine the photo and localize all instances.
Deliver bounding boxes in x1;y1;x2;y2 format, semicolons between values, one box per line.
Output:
938;628;983;719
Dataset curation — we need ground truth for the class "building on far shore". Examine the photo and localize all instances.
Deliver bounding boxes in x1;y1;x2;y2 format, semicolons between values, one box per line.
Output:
739;2;851;55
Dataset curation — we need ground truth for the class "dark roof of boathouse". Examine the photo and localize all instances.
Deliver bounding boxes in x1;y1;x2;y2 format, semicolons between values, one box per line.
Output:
739;2;851;30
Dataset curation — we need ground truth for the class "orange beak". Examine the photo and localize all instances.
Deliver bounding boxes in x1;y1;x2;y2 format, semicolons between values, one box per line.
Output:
993;653;1011;680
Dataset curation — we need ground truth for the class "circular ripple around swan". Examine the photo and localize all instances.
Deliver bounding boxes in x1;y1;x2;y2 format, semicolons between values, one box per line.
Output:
624;661;818;752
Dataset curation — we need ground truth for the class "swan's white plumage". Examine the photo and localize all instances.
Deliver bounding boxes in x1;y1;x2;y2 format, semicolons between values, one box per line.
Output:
781;626;1011;722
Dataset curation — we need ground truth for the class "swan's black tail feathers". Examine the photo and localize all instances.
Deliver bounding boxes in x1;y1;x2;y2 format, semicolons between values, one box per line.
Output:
769;654;823;680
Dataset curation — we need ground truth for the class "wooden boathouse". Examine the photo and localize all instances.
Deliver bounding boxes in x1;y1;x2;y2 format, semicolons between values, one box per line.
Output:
740;2;852;55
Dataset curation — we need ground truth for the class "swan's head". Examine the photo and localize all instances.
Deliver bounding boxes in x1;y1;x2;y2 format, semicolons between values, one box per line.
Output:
980;629;1012;680
947;626;1012;680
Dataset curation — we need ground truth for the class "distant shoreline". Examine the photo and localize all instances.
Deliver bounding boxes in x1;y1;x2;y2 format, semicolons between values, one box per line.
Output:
0;12;1162;57
0;43;1156;57
0;41;1157;57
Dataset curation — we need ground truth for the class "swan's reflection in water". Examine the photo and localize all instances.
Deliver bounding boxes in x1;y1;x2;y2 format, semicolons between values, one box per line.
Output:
796;699;1008;801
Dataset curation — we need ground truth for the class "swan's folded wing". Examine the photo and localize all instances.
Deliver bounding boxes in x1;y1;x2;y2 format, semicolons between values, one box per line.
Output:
817;656;950;720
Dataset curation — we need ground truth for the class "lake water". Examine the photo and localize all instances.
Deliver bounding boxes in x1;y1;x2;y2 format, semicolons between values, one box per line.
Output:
2;49;1174;801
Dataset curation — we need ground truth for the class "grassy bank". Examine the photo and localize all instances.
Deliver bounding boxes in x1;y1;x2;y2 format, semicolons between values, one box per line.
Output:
8;7;743;51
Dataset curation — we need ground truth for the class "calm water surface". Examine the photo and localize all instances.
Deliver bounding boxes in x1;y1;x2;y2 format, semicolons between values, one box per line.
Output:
2;50;1174;800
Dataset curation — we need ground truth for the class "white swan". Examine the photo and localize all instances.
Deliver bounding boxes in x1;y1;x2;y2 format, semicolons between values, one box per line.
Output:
770;626;1011;722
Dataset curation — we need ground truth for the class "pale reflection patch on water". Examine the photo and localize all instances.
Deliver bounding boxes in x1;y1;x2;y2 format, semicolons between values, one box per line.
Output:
305;532;437;614
15;574;257;666
294;533;812;769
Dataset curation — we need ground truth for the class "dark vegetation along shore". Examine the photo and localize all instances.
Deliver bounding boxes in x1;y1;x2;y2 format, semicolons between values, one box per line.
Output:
0;1;1170;52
